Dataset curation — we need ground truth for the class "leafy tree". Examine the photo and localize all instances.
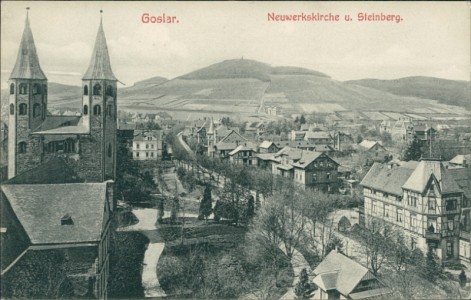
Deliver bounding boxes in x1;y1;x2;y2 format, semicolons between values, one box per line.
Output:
2;250;74;299
171;196;180;224
422;248;442;282
299;114;306;125
294;268;313;299
325;236;344;255
360;219;393;276
199;185;213;221
401;136;422;161
157;197;165;223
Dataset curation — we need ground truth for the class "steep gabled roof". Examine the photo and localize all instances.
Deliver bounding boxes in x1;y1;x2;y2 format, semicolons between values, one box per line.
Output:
1;183;107;244
402;160;461;194
312;251;371;296
259;140;274;149
10;14;47;80
82;15;117;80
450;154;471;165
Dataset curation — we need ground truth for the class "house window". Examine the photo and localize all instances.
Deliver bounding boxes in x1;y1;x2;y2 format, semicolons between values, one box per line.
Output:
83;105;88;115
33;103;41;117
427;218;437;233
93;83;102;95
10;83;14;95
19;83;27;94
447;242;454;258
136;144;140;149
107;144;112;158
448;219;454;231
327;173;331;180
428;199;436;210
136;152;139;157
146;152;149;157
18;142;27;154
151;144;154;149
446;199;457;211
10;104;14;115
146;144;149;149
93;105;101;116
410;215;417;232
151;152;154;157
19;103;27;115
372;201;377;214
396;208;402;222
84;85;89;95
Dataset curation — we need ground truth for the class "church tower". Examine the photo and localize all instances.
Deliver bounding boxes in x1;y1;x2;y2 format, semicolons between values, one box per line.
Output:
81;11;117;181
8;9;47;179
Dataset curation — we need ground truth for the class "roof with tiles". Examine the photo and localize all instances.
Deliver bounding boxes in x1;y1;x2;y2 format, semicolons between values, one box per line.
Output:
402;160;461;194
361;162;418;196
10;14;47;80
1;183;107;244
312;250;372;296
6;158;83;185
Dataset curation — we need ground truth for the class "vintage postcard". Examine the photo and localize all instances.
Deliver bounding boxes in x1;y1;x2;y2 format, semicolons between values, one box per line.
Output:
1;1;470;299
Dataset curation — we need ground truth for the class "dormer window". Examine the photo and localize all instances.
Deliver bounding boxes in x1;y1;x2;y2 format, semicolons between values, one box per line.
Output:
61;214;74;225
19;83;27;95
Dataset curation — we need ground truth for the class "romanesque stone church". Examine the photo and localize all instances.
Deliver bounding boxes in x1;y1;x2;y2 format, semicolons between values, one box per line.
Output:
1;10;118;299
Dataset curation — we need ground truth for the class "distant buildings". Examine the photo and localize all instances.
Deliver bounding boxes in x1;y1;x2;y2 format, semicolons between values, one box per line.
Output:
361;159;471;262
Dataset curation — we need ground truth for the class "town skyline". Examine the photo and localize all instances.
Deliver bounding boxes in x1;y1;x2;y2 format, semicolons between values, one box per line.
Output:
1;1;469;89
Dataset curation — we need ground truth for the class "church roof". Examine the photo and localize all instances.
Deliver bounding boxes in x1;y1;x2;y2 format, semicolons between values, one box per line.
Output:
82;15;117;80
1;183;107;245
9;13;47;80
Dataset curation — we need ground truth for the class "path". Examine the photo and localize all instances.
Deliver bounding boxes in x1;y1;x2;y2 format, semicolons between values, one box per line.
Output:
279;248;311;300
120;208;167;298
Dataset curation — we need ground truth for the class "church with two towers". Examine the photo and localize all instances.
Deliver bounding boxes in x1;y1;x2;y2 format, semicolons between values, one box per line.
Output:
1;10;118;299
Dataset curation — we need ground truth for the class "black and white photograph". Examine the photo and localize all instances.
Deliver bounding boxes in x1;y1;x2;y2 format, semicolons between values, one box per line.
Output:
0;1;470;299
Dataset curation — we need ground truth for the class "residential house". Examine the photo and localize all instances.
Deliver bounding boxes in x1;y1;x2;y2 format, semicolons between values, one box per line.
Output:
208;129;250;159
229;144;258;166
271;147;340;192
391;119;413;142
258;140;280;153
304;131;333;145
413;125;438;145
361;159;471;262
290;130;306;141
245;121;265;137
312;250;391;300
450;154;471;168
132;130;163;160
358;140;389;161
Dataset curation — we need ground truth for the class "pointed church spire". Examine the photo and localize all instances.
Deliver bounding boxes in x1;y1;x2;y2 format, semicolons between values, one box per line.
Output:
82;10;117;80
10;8;47;80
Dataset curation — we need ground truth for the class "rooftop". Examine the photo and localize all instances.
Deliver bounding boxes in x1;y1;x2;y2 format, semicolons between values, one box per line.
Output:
1;183;107;245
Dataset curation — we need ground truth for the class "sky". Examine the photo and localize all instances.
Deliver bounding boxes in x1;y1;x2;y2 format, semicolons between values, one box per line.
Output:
1;1;470;88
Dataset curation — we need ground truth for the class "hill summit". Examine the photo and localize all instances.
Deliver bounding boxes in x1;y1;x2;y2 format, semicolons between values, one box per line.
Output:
178;58;329;81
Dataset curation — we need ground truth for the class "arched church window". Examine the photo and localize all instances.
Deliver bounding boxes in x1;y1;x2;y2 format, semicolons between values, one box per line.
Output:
93;105;101;116
10;83;15;95
19;103;27;115
107;144;112;158
106;85;113;97
107;105;113;117
19;83;28;95
93;83;102;96
10;104;15;115
33;103;41;117
43;85;47;95
84;85;89;96
18;142;27;154
33;83;41;95
84;105;89;115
